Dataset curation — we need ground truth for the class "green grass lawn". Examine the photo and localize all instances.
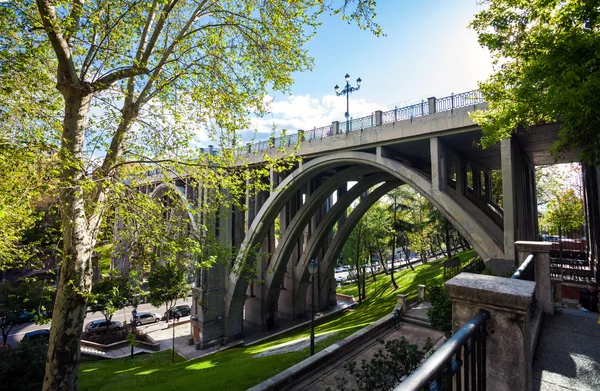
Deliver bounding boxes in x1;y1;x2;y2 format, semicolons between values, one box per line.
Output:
95;242;112;276
79;250;477;391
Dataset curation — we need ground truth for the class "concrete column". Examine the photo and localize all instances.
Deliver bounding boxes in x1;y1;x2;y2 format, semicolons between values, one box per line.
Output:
515;241;553;315
332;121;340;135
446;273;536;391
427;97;436;114
430;137;446;192
501;139;517;262
374;110;383;126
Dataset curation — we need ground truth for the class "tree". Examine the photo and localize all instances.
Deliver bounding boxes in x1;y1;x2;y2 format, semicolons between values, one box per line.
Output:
88;272;137;330
333;337;434;391
147;263;190;321
0;280;54;345
0;2;381;387
470;0;600;165
542;189;585;233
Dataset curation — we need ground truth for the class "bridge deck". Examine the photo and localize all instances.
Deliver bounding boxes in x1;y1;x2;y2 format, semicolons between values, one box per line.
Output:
533;309;600;391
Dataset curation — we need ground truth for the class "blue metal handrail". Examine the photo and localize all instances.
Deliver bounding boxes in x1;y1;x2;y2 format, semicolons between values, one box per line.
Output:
511;254;535;281
397;309;490;391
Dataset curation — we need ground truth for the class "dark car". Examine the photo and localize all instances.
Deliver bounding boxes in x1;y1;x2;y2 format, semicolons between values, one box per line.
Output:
174;305;191;317
23;329;50;343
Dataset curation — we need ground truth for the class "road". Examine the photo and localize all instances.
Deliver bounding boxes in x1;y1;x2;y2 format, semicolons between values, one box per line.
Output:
2;299;192;347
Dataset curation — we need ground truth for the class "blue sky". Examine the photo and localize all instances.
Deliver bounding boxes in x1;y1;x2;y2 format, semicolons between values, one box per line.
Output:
243;0;494;141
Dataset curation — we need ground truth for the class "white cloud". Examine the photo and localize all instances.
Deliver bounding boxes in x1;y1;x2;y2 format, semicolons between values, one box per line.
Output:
244;94;388;141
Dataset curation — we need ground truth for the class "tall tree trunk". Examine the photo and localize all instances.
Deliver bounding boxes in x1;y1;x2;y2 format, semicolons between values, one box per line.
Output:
403;245;414;271
362;265;367;300
354;222;363;303
390;195;397;288
43;92;97;391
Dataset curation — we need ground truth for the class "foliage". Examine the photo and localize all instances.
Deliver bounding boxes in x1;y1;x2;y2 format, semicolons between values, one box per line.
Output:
541;188;585;232
78;250;476;391
88;271;138;325
470;0;600;165
427;285;452;338
0;338;48;390
147;263;190;317
332;337;433;391
0;280;55;344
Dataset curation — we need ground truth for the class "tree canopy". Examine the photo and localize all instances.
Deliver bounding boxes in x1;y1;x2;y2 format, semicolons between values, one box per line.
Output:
470;0;600;165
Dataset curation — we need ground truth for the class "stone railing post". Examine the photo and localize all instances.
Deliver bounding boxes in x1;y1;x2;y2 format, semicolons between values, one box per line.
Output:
395;294;407;313
446;273;536;391
332;121;340;135
428;97;436;114
374;110;383;126
418;284;426;301
515;241;553;315
298;129;305;142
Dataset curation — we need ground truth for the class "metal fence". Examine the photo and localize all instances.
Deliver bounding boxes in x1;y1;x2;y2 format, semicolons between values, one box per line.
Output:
540;225;592;283
444;257;485;281
240;89;485;155
398;310;490;391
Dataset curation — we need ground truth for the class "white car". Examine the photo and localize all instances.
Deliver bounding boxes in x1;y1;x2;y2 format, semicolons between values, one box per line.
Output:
130;311;161;326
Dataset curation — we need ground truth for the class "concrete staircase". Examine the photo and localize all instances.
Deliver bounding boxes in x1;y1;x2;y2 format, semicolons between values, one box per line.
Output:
401;301;432;328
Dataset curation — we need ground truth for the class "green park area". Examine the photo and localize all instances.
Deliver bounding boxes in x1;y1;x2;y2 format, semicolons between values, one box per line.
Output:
79;250;477;391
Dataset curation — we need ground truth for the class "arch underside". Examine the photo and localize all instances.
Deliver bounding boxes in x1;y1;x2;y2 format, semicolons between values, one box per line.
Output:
224;151;505;336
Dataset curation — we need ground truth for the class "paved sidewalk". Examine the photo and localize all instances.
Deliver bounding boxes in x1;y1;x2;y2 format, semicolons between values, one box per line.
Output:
533;309;600;391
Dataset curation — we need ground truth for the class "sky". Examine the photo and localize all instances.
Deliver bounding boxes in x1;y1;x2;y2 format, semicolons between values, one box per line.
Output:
241;0;494;142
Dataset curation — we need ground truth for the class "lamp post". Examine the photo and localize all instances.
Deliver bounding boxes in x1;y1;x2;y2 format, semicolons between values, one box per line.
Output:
334;74;362;132
307;259;319;356
130;307;137;360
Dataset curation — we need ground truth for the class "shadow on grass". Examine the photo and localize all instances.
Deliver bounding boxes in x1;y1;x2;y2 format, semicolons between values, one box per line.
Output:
79;250;478;391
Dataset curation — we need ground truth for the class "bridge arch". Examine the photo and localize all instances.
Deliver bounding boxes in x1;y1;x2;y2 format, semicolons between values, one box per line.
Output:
224;151;504;339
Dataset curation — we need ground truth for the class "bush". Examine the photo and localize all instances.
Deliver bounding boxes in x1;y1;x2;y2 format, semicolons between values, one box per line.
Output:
331;337;433;391
0;339;47;390
427;285;452;338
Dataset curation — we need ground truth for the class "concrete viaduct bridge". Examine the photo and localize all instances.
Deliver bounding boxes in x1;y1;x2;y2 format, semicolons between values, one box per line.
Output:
144;90;584;349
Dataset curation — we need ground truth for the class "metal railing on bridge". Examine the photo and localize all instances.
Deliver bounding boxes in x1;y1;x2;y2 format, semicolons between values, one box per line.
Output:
398;309;490;391
241;89;485;155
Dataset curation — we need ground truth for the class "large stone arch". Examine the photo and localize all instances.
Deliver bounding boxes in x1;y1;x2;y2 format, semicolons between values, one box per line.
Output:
265;173;398;320
224;151;504;339
292;179;402;315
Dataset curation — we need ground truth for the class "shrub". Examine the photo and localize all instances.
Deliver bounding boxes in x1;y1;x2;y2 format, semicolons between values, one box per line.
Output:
427;285;452;338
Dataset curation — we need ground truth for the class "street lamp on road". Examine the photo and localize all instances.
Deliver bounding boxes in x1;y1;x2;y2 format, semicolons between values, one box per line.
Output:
308;259;319;356
334;74;362;132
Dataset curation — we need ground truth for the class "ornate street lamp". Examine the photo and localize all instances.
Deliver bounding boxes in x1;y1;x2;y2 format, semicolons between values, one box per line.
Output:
334;74;362;132
307;259;319;356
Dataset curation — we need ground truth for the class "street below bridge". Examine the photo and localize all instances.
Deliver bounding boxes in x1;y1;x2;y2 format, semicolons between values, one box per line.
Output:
2;298;193;348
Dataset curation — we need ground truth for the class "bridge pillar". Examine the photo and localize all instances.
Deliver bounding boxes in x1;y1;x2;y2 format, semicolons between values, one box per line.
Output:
501;139;538;263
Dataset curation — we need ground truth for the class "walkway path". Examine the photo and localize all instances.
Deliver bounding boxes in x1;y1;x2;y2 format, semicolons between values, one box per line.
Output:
533;309;600;391
290;322;445;391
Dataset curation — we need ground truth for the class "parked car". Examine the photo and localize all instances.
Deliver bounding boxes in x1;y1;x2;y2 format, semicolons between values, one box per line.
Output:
84;320;123;333
174;304;191;317
164;308;182;320
23;329;50;343
130;311;161;326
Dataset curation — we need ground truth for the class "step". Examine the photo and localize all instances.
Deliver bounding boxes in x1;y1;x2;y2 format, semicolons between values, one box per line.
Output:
400;316;431;328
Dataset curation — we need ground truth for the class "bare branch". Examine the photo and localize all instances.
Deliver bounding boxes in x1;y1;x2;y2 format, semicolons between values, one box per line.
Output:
90;66;149;92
